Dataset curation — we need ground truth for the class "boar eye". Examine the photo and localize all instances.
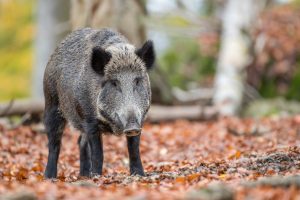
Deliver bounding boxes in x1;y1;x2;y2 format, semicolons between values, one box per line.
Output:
110;80;118;87
134;77;142;86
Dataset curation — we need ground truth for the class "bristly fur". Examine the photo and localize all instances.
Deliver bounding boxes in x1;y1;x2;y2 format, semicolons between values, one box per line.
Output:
105;44;146;77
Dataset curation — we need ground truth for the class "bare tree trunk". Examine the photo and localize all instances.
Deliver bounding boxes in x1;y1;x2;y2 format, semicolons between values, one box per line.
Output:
213;0;268;115
33;0;70;98
70;0;146;45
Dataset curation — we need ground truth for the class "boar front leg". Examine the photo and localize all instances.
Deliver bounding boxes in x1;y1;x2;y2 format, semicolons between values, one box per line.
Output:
127;135;145;176
84;121;103;177
78;135;91;177
88;133;103;177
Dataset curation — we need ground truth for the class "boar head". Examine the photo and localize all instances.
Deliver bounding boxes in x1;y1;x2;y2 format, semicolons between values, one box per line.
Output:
92;41;155;136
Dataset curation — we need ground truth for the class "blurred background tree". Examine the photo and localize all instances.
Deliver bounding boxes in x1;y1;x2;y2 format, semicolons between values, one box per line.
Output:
2;0;300;117
33;0;70;98
213;0;269;115
70;0;146;45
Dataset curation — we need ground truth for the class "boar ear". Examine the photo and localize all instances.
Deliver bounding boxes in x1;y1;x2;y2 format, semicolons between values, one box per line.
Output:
91;47;111;75
136;40;155;70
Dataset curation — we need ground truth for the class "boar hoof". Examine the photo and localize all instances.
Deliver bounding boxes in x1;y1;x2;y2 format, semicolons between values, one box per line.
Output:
130;169;145;176
44;170;57;179
79;171;90;177
90;172;102;178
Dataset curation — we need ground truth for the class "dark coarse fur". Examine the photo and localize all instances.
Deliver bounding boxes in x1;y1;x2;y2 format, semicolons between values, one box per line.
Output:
43;28;155;178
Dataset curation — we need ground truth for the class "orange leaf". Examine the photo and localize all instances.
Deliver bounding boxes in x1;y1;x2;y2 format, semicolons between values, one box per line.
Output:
175;176;186;183
187;174;200;182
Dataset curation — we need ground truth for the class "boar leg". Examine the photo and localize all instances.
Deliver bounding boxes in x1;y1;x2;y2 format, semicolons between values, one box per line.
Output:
44;105;66;179
127;135;145;176
78;135;91;177
84;122;103;177
89;134;103;177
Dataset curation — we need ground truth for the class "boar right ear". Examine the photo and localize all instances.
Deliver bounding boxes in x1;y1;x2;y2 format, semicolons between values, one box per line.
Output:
136;40;155;70
91;47;111;75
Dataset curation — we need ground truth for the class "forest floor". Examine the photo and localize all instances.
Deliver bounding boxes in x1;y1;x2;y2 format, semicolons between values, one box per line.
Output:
0;117;300;200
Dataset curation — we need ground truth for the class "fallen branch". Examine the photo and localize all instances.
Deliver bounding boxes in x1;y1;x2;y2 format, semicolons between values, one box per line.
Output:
0;99;218;121
147;105;218;122
0;99;44;117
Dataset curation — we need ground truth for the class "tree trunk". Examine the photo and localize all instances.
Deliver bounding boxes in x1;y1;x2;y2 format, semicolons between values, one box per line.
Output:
213;0;268;115
70;0;146;46
33;0;70;98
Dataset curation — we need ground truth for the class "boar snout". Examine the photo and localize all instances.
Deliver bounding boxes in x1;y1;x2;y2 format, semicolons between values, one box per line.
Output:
123;116;142;137
124;127;141;137
116;108;142;136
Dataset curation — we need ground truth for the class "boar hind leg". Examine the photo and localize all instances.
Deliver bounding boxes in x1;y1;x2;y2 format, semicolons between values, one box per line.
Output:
44;105;66;179
78;135;91;177
127;135;145;176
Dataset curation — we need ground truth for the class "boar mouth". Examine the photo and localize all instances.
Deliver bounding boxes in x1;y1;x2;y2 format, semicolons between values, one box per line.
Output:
123;128;141;137
107;124;141;137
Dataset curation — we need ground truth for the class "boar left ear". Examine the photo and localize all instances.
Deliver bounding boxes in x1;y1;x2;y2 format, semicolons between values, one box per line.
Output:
91;47;111;75
136;40;155;70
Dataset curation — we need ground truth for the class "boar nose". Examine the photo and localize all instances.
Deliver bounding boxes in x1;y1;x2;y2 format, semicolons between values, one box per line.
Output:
123;111;142;137
124;126;141;137
116;107;142;136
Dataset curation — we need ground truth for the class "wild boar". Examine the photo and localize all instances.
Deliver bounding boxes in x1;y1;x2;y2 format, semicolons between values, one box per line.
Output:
43;28;155;178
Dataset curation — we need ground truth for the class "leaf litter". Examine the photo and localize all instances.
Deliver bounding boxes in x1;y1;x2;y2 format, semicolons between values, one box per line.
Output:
0;116;300;199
